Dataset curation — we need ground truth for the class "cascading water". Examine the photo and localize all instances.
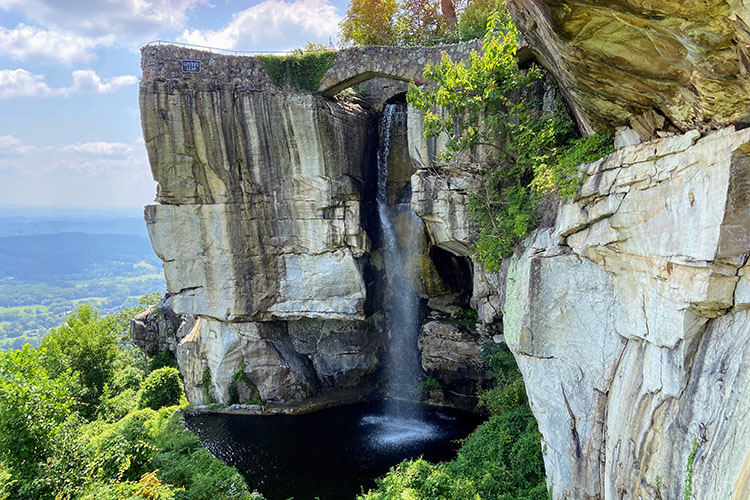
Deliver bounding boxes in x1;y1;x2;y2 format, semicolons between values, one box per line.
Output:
360;103;439;447
183;104;486;500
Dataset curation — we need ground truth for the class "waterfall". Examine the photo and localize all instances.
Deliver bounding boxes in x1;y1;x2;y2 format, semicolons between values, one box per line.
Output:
376;104;423;405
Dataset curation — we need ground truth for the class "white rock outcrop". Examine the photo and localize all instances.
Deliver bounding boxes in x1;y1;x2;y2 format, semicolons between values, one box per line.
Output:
139;48;384;405
141;89;372;321
503;127;750;499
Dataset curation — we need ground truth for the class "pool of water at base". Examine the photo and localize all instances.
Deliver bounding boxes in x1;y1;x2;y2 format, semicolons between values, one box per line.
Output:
185;399;485;500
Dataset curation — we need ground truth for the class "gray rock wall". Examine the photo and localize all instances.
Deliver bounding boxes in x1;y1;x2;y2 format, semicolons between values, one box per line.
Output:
141;87;373;321
503;127;750;499
140;45;387;405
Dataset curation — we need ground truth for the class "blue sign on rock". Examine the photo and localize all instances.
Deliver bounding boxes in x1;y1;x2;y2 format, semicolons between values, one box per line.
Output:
181;60;201;73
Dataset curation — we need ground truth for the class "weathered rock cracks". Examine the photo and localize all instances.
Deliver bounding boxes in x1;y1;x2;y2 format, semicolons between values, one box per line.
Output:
502;127;750;499
137;32;750;499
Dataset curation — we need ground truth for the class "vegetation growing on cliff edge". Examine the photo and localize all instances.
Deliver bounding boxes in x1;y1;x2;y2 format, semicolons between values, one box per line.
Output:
259;50;336;92
358;343;548;500
0;299;262;500
407;11;614;270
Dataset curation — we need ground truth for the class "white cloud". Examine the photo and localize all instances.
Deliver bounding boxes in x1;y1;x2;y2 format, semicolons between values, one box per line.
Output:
0;0;207;42
0;136;155;206
0;135;25;153
0;24;114;63
63;141;135;156
178;0;340;51
66;70;138;95
0;69;137;99
0;136;150;179
0;69;54;99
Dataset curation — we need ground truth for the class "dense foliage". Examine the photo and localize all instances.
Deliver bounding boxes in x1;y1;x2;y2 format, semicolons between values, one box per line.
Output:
259;51;336;92
138;367;185;411
340;0;400;45
408;11;614;270
359;344;548;499
340;0;504;46
0;299;261;500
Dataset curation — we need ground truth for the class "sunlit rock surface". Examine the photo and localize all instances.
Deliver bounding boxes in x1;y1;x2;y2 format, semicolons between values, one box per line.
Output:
503;127;750;499
141;88;373;321
507;0;750;136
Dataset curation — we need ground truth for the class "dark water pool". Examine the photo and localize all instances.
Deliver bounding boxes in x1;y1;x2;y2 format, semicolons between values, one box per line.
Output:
185;399;484;500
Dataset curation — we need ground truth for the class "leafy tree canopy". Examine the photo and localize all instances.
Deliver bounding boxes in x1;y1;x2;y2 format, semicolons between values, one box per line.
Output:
339;0;502;46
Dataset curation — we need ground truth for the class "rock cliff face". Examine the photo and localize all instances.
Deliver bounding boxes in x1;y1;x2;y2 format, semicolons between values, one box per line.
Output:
138;45;488;407
140;46;384;404
486;3;750;496
141;89;373;321
139;26;750;498
502;127;750;500
507;0;750;137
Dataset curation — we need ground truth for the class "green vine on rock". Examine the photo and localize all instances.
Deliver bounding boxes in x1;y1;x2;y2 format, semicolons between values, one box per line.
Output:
259;51;336;92
407;10;614;271
684;440;699;500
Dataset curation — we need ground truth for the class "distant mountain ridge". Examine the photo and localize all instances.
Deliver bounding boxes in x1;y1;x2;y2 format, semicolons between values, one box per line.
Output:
0;232;159;282
0;206;148;238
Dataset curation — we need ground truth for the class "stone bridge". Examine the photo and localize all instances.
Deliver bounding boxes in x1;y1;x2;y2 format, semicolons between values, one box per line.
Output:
318;40;482;96
140;39;482;97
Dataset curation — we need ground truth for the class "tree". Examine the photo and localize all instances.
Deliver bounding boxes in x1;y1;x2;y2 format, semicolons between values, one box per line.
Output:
41;304;131;418
441;0;457;28
395;0;447;45
0;346;76;483
340;0;399;46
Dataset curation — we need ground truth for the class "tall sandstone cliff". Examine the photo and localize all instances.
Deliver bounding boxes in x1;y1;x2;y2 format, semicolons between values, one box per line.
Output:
137;45;487;407
495;2;750;498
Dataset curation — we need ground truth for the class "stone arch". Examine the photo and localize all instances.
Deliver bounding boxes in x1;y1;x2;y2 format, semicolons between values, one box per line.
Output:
318;40;483;96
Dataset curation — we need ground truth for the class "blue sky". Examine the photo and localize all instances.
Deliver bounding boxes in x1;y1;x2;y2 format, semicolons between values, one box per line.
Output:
0;0;348;207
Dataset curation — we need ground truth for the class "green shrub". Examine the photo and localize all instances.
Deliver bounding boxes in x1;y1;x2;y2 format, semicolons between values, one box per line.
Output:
113;365;146;392
99;386;140;422
228;363;261;406
201;367;215;404
420;376;441;391
0;462;15;500
149;349;179;373
259;51;336;92
0;345;77;482
78;470;181;500
684;440;699;500
408;11;614;270
361;458;480;500
138;367;184;411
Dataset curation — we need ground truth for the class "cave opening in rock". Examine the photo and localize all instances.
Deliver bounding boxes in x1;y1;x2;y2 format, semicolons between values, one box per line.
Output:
385;91;407;104
429;245;473;305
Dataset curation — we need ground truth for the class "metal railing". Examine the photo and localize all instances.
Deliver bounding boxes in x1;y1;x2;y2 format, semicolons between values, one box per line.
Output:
144;40;295;56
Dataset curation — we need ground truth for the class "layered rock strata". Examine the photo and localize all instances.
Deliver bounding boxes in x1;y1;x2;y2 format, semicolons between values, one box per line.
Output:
140;46;383;404
418;320;490;409
139;45;492;407
503;127;750;499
